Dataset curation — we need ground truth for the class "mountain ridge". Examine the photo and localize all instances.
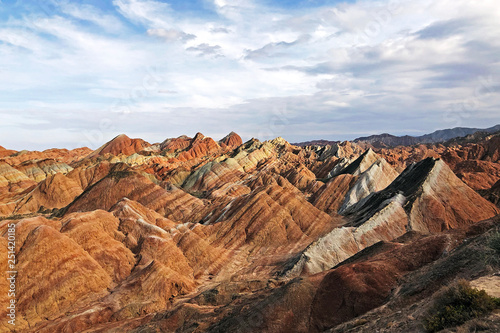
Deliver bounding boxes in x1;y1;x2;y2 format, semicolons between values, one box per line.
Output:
0;130;499;332
293;124;500;148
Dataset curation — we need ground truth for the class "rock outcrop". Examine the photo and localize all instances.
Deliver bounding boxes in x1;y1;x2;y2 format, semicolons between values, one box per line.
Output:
1;132;499;332
87;134;150;158
219;131;243;148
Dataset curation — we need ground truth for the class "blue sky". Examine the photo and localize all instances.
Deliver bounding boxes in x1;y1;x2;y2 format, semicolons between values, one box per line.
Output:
0;0;499;150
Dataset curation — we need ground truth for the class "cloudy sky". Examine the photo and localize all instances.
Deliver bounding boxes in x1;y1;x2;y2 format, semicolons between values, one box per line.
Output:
1;0;499;150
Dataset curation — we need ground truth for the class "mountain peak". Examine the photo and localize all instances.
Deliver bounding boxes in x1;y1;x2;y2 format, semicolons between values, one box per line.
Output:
219;131;242;147
88;134;150;158
193;132;205;141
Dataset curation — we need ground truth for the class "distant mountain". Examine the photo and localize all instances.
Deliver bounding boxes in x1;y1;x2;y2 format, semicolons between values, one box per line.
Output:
293;124;500;148
418;124;500;143
293;139;340;147
354;124;500;148
353;133;419;147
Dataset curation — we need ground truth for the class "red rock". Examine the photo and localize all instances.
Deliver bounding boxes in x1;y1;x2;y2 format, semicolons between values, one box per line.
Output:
103;261;195;321
14;173;83;214
160;135;192;152
60;210;135;283
88;134;150;158
0;145;16;158
110;197;177;230
66;160;113;189
287;157;499;277
2;147;92;165
65;170;206;223
219;131;243;148
4;133;499;332
15;225;111;329
312;174;357;214
206;176;339;250
177;133;221;161
15;158;73;182
309;234;452;332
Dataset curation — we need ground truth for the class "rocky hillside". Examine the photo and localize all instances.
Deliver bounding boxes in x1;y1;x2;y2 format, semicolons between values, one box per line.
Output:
0;132;499;332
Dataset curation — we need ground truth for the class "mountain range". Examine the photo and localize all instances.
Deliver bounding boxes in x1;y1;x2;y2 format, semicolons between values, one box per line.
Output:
294;124;500;148
0;129;499;332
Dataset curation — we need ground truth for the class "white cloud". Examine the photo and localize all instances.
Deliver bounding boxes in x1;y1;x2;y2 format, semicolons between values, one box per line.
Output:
112;0;172;28
147;28;196;42
0;0;500;149
58;1;126;33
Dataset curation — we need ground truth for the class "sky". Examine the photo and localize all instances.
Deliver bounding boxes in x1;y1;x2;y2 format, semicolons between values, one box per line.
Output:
0;0;499;150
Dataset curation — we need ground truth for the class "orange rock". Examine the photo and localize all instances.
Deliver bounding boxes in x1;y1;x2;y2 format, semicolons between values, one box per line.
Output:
0;145;16;158
60;210;135;283
103;261;195;321
15;159;73;182
2;147;91;165
66;170;206;223
219;131;243;148
3;133;499;332
15;225;111;329
15;173;83;214
88;134;150;158
312;174;357;214
66;160;113;189
160;135;192;152
177;133;221;162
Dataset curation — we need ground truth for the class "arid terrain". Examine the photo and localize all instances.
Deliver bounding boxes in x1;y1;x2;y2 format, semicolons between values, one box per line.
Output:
1;130;500;332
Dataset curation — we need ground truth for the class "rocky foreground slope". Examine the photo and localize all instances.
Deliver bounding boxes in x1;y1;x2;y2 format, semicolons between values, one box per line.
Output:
0;132;499;332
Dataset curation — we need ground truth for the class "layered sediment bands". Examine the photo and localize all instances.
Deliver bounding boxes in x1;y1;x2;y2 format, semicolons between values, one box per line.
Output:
137;234;194;277
407;159;499;232
345;158;498;231
219;131;243;148
0;162;37;216
282;163;318;192
2;132;499;332
0;145;16;158
172;224;228;277
1;147;92;165
334;148;380;176
177;133;220;162
0;161;32;187
285;158;498;276
160;135;193;153
102;260;196;321
183;156;245;192
206;176;338;250
110;197;177;230
312;174;357;214
309;234;452;332
14;173;83;214
377;134;500;190
88;134;150;158
66;160;113;189
338;157;399;213
15;159;73;182
311;149;399;215
312;141;364;162
15;225;111;329
65;171;206;223
3;216;60;253
60;210;135;283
